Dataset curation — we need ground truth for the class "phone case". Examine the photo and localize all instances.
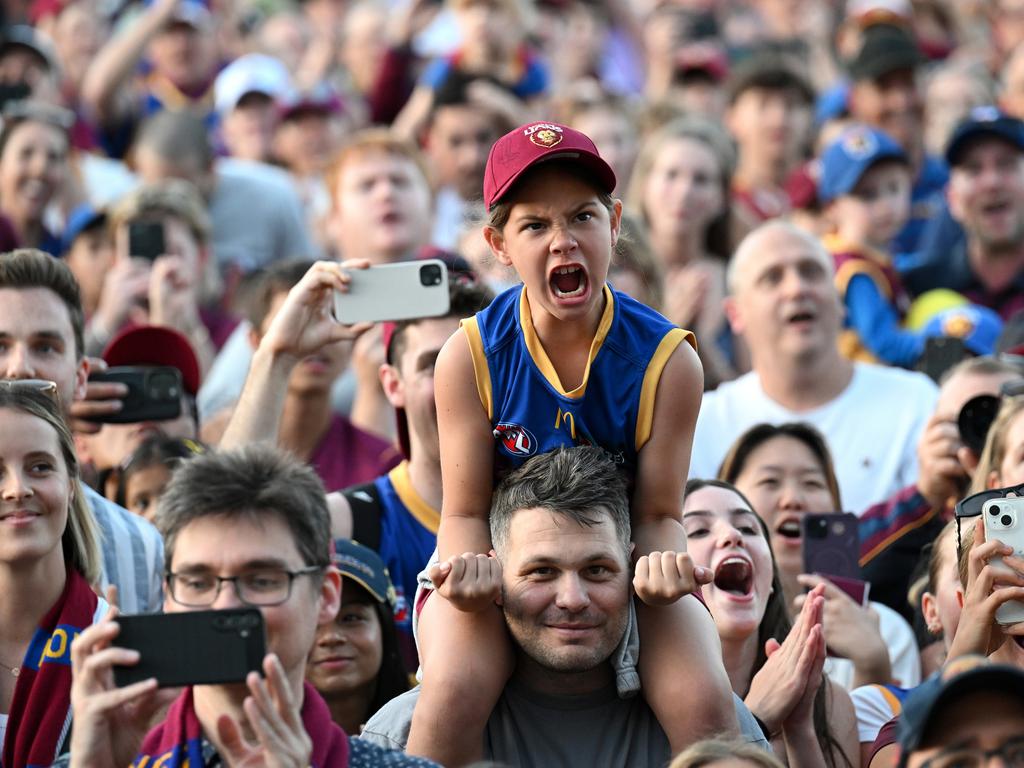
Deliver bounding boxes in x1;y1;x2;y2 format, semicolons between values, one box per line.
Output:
88;367;182;424
127;221;166;262
333;260;450;324
801;512;862;584
114;608;267;688
982;497;1024;625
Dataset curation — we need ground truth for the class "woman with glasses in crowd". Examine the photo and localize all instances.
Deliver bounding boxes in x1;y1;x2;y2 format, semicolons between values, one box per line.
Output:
682;478;857;768
719;422;921;691
0;381;103;767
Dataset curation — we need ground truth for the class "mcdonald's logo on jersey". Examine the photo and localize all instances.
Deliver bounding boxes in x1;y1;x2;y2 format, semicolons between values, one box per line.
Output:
493;423;538;458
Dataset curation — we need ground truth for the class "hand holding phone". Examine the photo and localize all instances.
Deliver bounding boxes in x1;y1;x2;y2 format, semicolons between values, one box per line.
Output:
87;366;182;424
982;497;1024;625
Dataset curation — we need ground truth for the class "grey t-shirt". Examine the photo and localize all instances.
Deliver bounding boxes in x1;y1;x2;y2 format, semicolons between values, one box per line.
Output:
360;681;768;768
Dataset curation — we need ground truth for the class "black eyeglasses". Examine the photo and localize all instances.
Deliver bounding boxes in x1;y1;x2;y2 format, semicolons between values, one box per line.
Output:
954;482;1024;558
166;566;325;608
0;379;59;401
917;734;1024;768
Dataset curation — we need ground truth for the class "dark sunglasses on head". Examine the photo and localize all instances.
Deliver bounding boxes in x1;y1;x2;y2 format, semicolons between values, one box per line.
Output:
954;482;1024;558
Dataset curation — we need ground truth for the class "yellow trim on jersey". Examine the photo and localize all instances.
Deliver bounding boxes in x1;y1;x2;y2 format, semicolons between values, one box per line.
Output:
460;317;492;420
518;284;615;399
388;461;440;534
824;234;894;301
876;685;903;717
635;328;696;451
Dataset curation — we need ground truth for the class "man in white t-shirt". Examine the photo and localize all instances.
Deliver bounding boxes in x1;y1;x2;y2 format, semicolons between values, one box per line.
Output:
690;221;937;513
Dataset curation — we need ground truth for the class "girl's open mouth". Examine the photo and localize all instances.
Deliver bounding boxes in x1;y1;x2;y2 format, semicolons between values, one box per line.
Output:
549;264;587;299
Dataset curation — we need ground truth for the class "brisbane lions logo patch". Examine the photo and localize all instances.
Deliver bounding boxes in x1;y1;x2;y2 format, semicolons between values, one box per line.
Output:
493;423;538;457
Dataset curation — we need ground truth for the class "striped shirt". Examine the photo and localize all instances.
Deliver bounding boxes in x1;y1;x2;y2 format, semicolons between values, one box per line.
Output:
84;485;164;614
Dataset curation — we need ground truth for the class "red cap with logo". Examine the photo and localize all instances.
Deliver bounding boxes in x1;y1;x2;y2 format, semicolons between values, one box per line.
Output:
483;122;617;209
102;325;202;397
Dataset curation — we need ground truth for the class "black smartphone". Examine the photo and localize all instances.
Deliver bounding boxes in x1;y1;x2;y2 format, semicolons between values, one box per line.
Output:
801;512;868;604
114;608;267;688
88;366;182;423
127;220;166;262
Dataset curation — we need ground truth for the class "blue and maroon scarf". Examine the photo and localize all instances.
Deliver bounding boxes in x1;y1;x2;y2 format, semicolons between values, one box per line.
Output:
132;681;350;767
2;569;103;768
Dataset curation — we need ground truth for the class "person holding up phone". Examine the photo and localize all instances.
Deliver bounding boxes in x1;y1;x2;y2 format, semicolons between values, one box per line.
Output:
62;444;439;768
720;422;921;690
0;382;105;767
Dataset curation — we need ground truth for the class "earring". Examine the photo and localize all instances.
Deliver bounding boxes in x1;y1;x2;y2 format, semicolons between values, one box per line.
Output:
927;622;941;635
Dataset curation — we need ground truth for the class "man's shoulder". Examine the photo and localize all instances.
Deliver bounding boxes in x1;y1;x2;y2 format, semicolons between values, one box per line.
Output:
849;362;938;399
360;686;420;751
83;484;162;546
349;735;441;767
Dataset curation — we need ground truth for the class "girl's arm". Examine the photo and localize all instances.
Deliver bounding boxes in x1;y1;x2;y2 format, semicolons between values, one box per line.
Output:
632;340;738;748
433;327;497;563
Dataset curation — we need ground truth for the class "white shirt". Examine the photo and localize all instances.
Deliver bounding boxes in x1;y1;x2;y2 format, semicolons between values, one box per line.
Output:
690;362;938;514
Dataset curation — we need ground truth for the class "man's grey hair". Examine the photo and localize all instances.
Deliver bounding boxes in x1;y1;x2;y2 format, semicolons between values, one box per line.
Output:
156;444;332;570
490;446;631;559
725;219;833;294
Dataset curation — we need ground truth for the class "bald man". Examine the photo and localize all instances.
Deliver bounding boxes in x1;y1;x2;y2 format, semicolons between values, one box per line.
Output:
690;221;938;513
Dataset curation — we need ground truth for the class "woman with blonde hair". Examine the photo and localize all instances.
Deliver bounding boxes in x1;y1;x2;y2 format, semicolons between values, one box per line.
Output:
0;381;104;766
626;116;742;387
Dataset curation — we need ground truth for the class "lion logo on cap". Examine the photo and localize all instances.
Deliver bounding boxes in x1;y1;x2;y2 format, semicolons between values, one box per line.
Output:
942;311;976;339
842;128;877;159
528;127;563;148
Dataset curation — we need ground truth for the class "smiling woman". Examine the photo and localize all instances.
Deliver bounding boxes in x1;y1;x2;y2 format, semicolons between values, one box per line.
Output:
0;383;103;766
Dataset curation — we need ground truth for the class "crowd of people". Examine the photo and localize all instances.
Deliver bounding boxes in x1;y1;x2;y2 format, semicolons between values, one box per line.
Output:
4;0;1024;766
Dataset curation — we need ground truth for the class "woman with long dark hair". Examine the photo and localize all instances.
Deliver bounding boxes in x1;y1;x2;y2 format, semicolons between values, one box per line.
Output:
306;539;409;735
683;478;857;768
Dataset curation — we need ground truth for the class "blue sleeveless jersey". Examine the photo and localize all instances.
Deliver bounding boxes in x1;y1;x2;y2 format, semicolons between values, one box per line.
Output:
462;284;694;479
374;463;439;639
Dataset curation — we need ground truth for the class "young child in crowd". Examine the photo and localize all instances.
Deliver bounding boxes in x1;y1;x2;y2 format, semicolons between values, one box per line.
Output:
407;122;735;764
819;124;923;367
112;434;205;521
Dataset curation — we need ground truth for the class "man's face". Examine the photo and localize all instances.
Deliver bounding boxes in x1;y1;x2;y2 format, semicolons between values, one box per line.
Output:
425;105;498;201
147;22;215;89
222;93;279;163
850;68;923;154
948;138;1024;252
726;228;842;365
329;150;432;263
382;316;459;463
0;286;86;408
274;111;343;177
500;507;630;675
165;513;339;684
727;86;811;167
906;691;1024;767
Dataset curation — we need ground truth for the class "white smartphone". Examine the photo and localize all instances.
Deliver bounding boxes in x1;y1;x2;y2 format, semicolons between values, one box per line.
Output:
982;497;1024;625
333;260;450;324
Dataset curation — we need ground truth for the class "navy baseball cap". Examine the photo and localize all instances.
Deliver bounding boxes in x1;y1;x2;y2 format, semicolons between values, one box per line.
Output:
60;204;106;255
945;106;1024;167
818;125;908;203
897;656;1024;765
332;538;395;607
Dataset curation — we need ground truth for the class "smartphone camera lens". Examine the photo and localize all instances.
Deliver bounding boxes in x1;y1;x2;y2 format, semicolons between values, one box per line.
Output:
990;505;1001;516
1002;515;1014;527
420;264;443;287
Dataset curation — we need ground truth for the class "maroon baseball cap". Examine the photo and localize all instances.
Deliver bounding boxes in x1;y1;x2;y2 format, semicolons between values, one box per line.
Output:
483;122;617;209
102;325;202;397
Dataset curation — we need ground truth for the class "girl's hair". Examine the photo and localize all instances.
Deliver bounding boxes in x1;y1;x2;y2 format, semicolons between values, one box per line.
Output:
485;159;615;231
625;116;737;260
0;385;101;584
670;738;784;768
683;478;851;768
357;583;411;720
612;212;665;311
969;396;1024;494
717;422;843;510
114;435;206;510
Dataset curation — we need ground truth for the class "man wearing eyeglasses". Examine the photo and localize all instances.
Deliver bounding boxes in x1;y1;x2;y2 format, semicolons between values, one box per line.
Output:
897;656;1024;768
61;444;438;766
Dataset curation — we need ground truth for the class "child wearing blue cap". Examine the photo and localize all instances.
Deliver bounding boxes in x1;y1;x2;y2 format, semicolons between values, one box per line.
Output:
819;124;927;367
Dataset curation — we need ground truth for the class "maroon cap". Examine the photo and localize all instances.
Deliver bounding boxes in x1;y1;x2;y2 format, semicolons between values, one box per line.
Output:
483;122;617;209
102;325;202;396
